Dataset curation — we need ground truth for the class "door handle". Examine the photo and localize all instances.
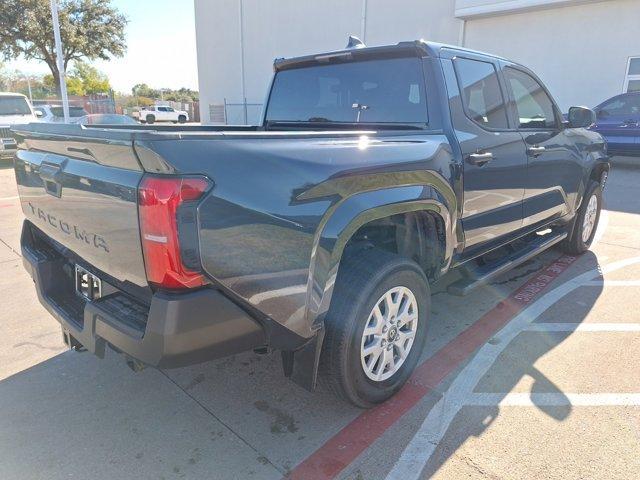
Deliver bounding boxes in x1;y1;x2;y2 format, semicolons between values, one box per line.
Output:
467;152;493;166
527;146;546;157
38;160;65;198
38;162;62;183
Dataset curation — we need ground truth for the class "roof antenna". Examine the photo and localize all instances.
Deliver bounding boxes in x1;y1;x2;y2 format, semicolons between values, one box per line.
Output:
346;35;366;49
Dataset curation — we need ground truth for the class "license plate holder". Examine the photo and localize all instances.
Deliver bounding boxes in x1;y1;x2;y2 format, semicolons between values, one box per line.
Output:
75;265;102;300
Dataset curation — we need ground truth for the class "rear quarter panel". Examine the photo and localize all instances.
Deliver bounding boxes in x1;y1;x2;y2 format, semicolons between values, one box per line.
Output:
139;132;457;339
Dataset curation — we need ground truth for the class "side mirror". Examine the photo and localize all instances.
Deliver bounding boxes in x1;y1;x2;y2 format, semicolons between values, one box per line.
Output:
34;110;43;118
567;106;596;128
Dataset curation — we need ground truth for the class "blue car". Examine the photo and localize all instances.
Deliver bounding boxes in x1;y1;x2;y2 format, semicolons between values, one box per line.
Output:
591;92;640;157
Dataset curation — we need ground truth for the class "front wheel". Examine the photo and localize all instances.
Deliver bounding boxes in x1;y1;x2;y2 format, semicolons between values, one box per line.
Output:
178;115;187;124
560;180;602;254
320;250;430;408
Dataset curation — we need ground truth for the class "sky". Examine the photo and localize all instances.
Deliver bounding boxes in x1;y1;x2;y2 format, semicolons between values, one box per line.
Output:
6;0;199;94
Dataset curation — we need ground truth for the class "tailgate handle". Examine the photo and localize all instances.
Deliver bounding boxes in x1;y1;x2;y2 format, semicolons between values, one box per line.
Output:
39;161;64;198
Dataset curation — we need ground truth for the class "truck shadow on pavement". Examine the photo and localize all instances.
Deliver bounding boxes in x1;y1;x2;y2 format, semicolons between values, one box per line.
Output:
0;159;14;170
0;252;604;480
421;250;602;478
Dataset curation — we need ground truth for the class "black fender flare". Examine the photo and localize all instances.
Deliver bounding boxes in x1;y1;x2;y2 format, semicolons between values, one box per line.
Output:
301;172;457;337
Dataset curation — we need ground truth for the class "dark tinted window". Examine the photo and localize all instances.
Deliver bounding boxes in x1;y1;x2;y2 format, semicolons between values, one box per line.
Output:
0;96;31;115
266;57;428;124
50;106;88;118
504;68;557;129
454;58;508;129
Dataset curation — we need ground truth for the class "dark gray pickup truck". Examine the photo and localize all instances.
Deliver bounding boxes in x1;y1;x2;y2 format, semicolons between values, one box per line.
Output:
13;39;608;407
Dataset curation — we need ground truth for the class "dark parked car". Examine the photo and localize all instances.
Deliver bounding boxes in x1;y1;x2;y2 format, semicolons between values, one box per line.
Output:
12;39;608;407
591;91;640;156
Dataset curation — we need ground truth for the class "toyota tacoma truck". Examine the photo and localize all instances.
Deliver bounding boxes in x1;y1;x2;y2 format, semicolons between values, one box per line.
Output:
12;39;608;407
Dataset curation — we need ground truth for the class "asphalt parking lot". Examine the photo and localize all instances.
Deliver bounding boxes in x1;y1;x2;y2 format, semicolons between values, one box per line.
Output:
0;158;639;480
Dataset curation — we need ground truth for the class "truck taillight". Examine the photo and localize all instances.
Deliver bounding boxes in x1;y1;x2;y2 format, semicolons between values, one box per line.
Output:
138;176;211;290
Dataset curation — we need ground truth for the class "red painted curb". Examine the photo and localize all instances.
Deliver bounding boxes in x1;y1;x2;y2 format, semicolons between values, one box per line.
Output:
288;254;577;480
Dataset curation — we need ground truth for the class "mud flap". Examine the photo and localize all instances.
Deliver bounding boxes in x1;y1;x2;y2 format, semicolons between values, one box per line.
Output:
281;328;325;392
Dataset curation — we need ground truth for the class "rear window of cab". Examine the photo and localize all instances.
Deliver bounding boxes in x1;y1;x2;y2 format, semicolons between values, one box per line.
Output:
266;57;428;125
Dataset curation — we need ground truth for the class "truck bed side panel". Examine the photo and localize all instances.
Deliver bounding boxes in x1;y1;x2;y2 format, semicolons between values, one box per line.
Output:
140;133;456;338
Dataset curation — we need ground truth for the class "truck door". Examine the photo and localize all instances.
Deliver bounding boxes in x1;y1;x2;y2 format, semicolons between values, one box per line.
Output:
442;53;527;252
502;66;583;227
156;106;168;121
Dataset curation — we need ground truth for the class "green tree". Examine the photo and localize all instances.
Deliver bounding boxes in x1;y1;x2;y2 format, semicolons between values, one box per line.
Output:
0;0;126;96
70;61;110;94
131;83;160;99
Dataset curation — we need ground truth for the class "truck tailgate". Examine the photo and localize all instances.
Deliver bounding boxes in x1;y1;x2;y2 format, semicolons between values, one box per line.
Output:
13;133;148;293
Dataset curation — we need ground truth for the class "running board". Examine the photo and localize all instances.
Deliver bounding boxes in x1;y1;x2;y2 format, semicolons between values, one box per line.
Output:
447;231;568;296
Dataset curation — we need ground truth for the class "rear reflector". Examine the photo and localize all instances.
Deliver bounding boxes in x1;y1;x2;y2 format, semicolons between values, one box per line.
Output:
138;176;211;289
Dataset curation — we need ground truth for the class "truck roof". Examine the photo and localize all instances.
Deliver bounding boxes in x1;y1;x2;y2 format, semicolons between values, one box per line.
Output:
273;39;509;71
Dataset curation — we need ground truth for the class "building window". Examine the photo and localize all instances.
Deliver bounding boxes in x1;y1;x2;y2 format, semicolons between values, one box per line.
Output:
625;57;640;93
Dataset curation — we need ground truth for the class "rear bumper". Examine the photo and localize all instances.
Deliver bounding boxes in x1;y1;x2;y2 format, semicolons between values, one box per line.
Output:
21;221;266;368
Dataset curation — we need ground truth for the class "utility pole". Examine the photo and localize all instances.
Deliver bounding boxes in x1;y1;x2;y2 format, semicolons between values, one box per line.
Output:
49;0;70;122
20;72;33;104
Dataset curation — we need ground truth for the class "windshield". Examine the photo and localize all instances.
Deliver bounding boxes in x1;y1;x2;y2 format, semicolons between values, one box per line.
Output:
265;57;428;125
0;96;32;116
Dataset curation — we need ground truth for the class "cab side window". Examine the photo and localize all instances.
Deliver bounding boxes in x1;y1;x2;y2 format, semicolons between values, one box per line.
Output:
504;67;557;129
454;57;509;129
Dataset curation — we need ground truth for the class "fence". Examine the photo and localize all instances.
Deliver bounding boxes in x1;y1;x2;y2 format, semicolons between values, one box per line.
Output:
33;94;116;115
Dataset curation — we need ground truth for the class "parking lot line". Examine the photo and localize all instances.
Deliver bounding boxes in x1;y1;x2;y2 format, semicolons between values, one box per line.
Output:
467;392;640;407
287;255;577;480
526;322;640;332
585;280;640;286
385;254;640;480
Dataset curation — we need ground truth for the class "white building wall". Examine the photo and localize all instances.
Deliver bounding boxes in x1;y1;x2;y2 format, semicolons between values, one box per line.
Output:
455;0;607;18
195;0;638;123
195;0;463;124
463;0;640;110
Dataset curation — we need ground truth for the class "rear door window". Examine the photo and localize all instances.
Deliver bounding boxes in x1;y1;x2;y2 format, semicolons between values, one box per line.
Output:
265;57;428;125
453;57;509;130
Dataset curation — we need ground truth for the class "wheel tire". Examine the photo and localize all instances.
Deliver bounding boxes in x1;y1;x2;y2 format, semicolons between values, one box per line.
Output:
560;180;602;255
178;115;187;124
320;249;430;408
146;115;155;124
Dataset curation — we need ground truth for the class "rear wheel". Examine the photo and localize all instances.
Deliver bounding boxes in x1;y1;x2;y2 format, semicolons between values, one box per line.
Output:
320;249;430;408
146;114;155;124
560;180;602;254
178;115;187;123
